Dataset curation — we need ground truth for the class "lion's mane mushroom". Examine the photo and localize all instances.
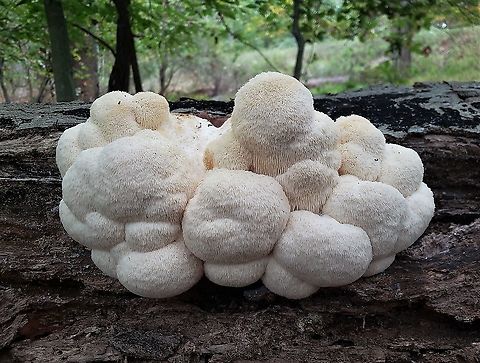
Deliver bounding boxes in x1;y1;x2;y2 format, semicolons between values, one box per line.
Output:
59;132;204;297
263;211;372;299
205;73;341;176
56;91;223;177
323;176;408;276
182;169;290;287
204;72;341;213
335;114;386;181
56;71;435;299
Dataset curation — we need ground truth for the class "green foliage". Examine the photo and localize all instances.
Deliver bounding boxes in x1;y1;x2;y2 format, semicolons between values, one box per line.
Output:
0;1;49;74
0;0;478;101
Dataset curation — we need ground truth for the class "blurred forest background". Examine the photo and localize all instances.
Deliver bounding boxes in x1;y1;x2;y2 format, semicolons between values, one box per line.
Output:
0;0;479;103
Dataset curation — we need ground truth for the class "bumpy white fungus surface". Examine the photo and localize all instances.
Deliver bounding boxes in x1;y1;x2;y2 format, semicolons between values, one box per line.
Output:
263;211;372;299
378;143;424;197
336;115;385;181
57;72;435;299
204;73;341;178
182;169;290;287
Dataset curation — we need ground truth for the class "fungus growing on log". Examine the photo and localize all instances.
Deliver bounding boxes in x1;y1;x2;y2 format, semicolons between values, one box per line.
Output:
56;72;435;299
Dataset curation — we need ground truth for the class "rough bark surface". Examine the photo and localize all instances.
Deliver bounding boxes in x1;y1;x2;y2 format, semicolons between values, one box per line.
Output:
0;82;479;362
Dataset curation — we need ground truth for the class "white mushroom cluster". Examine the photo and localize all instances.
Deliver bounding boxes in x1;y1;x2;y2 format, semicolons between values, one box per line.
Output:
57;72;434;299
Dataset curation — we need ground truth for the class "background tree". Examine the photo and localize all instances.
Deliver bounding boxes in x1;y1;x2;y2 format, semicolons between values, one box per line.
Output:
108;0;142;92
252;0;339;80
0;0;479;102
43;0;75;101
338;0;480;78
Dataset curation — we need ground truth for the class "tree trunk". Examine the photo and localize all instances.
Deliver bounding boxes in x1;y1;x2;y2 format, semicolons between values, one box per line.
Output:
43;0;76;102
291;0;306;80
159;56;168;95
26;66;34;102
130;37;142;93
108;0;142;92
393;23;413;78
397;42;412;76
0;82;479;362
0;58;10;103
36;76;51;103
75;32;100;101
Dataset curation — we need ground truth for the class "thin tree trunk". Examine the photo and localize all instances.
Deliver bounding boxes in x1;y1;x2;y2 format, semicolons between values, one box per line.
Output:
75;32;99;101
26;66;34;102
108;0;142;92
131;37;142;92
36;76;50;103
159;57;168;95
159;54;177;96
397;42;412;77
43;0;76;101
0;58;11;103
393;22;413;78
292;0;306;80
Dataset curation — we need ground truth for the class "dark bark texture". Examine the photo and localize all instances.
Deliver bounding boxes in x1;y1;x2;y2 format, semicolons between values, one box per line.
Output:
108;0;143;93
43;0;76;102
0;82;479;362
291;0;305;80
0;58;10;103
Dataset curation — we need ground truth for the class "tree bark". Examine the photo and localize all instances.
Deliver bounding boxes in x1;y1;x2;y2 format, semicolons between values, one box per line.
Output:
26;66;34;102
130;36;143;93
36;76;51;103
0;82;479;361
292;0;306;80
43;0;76;102
393;23;413;78
108;0;142;92
158;55;175;96
75;32;99;101
0;58;10;103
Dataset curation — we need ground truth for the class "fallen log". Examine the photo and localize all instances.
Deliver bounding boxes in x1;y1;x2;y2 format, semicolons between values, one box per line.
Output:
0;82;479;362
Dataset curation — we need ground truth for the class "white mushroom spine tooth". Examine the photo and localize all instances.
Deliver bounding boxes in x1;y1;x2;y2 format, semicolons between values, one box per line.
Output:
56;72;435;299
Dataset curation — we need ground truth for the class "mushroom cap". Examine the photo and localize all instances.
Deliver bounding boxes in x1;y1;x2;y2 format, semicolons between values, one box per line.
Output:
336;115;386;181
59;199;124;250
378;143;424;197
56;124;83;177
394;182;435;253
323;176;407;258
89;91;140;141
272;211;372;288
60;131;201;257
262;259;318;300
116;240;203;298
204;258;268;287
363;254;396;277
91;249;117;278
276;159;339;213
206;74;341;177
204;128;252;171
62;131;199;222
231;72;315;150
132;91;170;129
182;169;290;264
125;220;181;252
